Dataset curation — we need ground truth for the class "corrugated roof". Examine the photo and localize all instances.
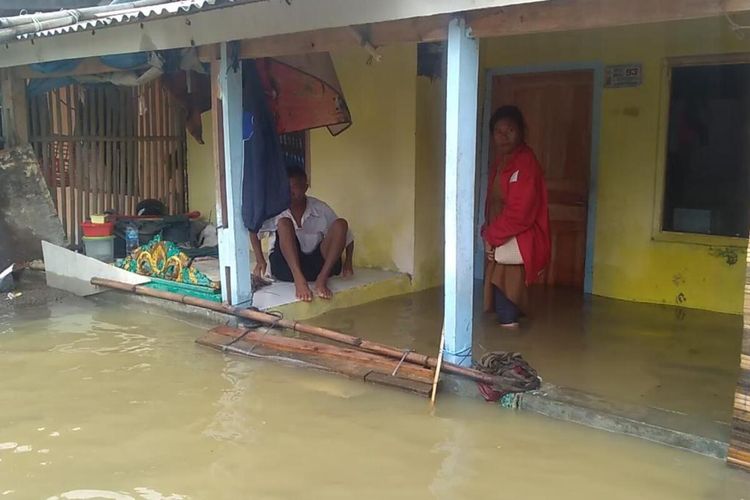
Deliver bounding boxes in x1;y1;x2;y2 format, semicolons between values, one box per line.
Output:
6;0;246;43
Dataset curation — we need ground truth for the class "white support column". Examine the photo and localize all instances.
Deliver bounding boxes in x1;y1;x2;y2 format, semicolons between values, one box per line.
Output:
443;18;479;366
214;42;251;306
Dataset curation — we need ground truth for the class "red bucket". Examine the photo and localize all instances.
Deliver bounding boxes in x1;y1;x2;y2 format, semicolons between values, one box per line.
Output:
81;221;114;237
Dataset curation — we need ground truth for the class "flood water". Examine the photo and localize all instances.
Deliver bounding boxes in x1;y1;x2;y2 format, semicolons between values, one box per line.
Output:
1;297;749;499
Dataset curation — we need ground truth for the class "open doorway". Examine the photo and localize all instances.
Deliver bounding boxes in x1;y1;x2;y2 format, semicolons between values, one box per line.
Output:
483;69;596;289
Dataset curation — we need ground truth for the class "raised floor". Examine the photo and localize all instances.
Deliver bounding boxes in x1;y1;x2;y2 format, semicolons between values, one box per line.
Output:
306;285;743;456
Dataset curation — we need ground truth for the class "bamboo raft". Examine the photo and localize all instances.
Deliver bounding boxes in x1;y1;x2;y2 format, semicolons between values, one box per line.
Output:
91;277;540;399
199;325;435;395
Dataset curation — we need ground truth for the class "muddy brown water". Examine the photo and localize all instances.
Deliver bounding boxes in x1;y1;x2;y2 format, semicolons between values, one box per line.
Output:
0;294;749;499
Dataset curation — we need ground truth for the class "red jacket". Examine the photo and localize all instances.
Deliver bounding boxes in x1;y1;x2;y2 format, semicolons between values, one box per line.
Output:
482;144;551;284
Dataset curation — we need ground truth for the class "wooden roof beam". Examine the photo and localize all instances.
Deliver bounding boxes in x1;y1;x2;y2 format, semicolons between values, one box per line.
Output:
197;0;750;62
467;0;750;38
197;15;450;61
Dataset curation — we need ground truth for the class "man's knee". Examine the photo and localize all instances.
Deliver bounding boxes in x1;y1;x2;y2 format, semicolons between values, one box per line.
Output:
332;218;348;232
277;217;294;232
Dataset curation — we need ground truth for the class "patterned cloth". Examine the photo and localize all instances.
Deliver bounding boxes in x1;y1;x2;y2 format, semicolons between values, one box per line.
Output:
117;235;218;289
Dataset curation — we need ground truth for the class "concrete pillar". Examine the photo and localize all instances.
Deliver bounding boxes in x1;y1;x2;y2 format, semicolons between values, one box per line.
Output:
211;42;251;306
443;18;479;366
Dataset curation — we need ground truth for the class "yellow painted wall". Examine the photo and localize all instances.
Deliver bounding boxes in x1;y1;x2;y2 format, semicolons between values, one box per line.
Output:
481;17;750;314
187;45;421;276
310;44;417;274
186;111;216;222
413;76;446;290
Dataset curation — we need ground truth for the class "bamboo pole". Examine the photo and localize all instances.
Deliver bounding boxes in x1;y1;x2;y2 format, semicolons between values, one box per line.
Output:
53;89;68;238
430;328;446;407
89;277;521;389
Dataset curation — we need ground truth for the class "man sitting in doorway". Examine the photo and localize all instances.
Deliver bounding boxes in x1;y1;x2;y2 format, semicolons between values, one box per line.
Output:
250;166;354;302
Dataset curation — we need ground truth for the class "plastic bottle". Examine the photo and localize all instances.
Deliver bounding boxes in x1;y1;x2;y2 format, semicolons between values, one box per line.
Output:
125;224;139;254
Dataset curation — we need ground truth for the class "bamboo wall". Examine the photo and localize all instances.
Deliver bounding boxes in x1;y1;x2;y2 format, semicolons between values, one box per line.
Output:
728;250;750;471
29;79;187;243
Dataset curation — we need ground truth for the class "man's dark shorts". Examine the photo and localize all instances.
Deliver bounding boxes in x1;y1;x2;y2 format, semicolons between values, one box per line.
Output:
269;232;342;282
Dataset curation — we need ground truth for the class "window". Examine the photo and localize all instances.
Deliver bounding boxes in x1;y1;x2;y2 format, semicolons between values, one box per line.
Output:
279;130;310;178
662;63;750;238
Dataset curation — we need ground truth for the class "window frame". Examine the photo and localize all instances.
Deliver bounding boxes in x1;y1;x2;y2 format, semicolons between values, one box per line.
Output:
652;53;750;248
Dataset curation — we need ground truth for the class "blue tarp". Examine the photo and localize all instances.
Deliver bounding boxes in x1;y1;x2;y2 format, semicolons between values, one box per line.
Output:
27;52;153;96
29;58;82;74
241;59;290;233
99;52;150;70
28;77;76;97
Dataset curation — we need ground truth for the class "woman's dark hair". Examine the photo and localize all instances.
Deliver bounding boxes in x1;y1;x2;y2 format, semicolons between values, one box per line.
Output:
489;105;526;141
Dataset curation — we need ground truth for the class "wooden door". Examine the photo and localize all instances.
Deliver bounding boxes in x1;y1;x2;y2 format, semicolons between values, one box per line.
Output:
491;70;593;288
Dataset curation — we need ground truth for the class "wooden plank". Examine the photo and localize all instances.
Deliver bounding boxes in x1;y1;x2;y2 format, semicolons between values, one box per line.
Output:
199;331;433;396
104;87;113;211
729;243;750;472
53;88;68;239
198;17;449;61
127;89;136;214
159;83;168;211
467;0;750;38
210;325;435;384
39;95;55;207
193;0;750;63
81;89;88;219
211;60;227;230
199;326;434;395
65;87;80;243
148;82;156;201
86;87;96;217
63;87;75;239
97;86;106;214
0;71;29;147
73;87;84;242
28;93;40;159
118;87;127;214
177;110;187;214
28;135;182;143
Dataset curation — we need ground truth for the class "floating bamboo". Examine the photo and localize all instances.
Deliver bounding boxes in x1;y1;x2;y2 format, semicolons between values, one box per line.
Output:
90;277;527;391
430;327;446;407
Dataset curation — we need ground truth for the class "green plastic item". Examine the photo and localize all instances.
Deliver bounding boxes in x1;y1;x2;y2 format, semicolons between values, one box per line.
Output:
145;276;223;303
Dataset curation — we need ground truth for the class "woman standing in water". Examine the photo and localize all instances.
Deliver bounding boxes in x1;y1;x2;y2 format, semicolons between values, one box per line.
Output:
482;106;550;327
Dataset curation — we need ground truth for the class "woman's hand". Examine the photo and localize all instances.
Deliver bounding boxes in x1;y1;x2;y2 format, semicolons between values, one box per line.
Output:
484;240;494;261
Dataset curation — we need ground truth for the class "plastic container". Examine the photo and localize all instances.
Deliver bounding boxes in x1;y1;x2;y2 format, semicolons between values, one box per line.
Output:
83;236;115;263
125;224;139;254
82;221;114;237
90;214;109;224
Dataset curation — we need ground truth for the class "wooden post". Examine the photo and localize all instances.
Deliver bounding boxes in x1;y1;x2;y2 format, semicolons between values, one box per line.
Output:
443;17;478;367
728;242;750;471
1;69;29;147
211;42;252;306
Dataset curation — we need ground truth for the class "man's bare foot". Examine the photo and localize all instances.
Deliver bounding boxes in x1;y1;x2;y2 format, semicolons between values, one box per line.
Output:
313;279;333;299
499;322;519;329
294;280;313;302
342;265;354;279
